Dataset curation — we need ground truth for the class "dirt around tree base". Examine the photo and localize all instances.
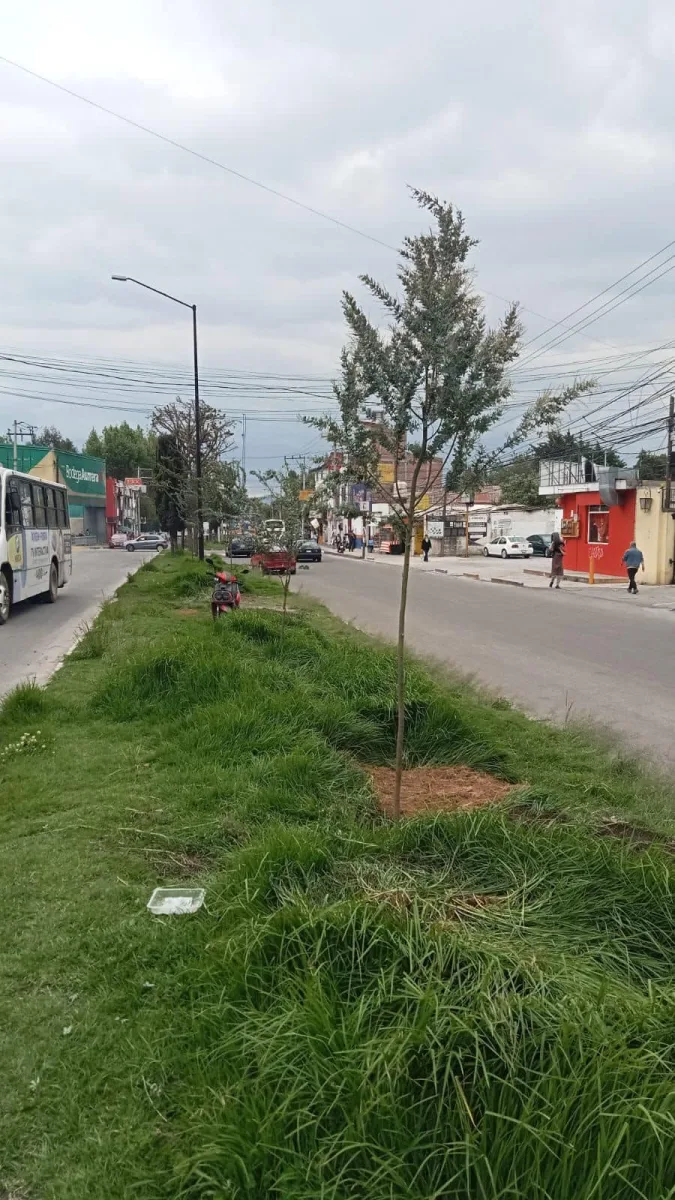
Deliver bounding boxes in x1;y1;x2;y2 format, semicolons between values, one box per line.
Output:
370;765;513;818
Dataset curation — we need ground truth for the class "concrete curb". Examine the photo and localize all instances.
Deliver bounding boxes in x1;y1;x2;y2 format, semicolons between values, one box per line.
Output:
524;567;624;585
491;577;524;587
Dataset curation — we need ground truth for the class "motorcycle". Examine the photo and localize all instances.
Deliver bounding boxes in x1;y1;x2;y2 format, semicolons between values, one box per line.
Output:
210;569;241;619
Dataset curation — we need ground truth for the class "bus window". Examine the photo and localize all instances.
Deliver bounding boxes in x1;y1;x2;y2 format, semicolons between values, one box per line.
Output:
56;490;69;528
19;480;34;528
32;483;47;529
46;487;58;529
6;481;21;533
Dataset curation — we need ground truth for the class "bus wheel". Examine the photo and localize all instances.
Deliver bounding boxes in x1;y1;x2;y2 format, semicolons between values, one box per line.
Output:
0;570;11;624
47;561;59;604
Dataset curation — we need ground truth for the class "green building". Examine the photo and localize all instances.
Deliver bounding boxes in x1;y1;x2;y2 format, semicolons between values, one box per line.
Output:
0;444;107;541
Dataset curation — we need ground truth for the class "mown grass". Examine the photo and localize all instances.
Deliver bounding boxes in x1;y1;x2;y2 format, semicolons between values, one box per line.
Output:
0;552;673;1199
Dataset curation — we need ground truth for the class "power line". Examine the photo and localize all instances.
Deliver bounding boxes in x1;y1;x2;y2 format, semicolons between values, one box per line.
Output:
0;53;631;336
520;238;675;352
516;255;675;370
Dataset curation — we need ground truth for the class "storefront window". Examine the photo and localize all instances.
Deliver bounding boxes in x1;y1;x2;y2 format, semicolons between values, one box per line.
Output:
588;505;609;544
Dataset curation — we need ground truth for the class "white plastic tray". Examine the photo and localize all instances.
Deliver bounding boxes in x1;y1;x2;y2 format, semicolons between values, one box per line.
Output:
147;887;205;915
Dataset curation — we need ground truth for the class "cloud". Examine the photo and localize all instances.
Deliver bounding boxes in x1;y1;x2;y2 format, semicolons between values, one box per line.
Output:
1;0;675;460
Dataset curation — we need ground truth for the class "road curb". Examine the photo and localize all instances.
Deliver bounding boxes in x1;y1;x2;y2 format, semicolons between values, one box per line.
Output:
491;577;524;587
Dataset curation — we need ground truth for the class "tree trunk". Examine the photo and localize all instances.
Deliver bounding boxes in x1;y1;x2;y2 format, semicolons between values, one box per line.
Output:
280;572;290;648
392;514;415;820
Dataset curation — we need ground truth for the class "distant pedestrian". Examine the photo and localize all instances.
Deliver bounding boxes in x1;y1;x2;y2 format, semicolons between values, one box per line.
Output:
549;532;564;589
348;530;356;552
622;541;644;594
421;535;432;563
367;535;374;554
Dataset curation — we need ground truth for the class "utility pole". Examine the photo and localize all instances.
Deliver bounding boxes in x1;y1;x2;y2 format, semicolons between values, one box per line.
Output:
241;413;247;483
7;421;36;471
666;395;675;585
658;391;667;508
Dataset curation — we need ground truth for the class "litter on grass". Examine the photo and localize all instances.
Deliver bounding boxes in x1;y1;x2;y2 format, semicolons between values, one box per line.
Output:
147;887;205;915
370;764;513;818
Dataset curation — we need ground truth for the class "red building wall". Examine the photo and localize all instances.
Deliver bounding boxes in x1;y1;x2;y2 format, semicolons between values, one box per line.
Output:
105;476;118;536
561;490;636;576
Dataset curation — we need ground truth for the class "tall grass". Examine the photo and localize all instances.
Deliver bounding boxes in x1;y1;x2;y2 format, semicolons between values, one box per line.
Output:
1;551;674;1200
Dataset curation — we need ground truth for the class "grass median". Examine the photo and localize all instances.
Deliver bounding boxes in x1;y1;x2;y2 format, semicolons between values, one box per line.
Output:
1;552;673;1199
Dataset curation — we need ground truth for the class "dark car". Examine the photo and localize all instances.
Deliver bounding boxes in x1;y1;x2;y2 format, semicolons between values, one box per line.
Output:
296;540;322;563
228;537;255;557
527;534;553;557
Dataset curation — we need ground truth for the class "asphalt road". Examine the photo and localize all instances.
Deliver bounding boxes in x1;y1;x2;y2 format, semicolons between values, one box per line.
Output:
0;547;149;698
296;555;675;767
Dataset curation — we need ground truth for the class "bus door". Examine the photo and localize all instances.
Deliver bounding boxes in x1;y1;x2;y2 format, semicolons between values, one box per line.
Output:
4;477;29;602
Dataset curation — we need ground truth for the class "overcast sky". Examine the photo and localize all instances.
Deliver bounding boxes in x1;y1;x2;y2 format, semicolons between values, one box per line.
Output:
2;0;675;467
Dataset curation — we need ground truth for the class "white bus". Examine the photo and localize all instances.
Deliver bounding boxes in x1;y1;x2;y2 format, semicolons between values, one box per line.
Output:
0;467;72;625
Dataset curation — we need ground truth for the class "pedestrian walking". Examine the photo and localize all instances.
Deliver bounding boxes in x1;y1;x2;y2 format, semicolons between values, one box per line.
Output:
548;532;564;589
622;541;644;593
421;534;432;563
348;530;356;552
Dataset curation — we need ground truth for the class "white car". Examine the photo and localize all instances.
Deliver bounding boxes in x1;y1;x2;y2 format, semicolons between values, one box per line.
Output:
109;532;130;549
482;536;534;559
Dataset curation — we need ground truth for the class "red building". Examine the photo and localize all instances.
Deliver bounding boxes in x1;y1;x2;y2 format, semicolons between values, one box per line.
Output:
105;476;118;541
539;460;674;583
559;488;636;577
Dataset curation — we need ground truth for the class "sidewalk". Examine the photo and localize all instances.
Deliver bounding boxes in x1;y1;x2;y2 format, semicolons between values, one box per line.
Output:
322;547;675;610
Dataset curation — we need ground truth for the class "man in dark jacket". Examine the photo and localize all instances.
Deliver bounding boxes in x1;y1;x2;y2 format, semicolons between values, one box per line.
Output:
622;542;644;593
421;535;432;563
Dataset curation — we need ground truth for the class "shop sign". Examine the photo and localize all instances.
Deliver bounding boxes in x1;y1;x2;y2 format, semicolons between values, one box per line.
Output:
561;517;579;537
57;451;106;496
427;520;444;538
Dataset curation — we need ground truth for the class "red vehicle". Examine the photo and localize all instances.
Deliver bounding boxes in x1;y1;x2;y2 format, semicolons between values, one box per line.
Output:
210;569;241;619
251;547;296;576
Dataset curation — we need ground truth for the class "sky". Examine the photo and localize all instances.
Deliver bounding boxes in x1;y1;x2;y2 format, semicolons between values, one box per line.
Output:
2;0;675;472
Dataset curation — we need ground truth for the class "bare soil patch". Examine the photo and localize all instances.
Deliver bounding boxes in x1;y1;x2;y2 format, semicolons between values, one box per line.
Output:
370;764;513;818
597;817;674;853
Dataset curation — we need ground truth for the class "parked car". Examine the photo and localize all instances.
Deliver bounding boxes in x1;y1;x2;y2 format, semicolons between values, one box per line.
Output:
109;532;129;549
228;536;255;557
527;534;553;557
296;540;322;563
126;533;168;552
482;536;533;559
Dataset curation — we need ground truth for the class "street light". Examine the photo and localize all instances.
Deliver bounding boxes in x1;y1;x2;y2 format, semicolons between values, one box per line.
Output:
112;274;204;560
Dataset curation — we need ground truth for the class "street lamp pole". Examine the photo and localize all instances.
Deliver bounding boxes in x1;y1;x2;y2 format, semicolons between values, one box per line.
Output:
112;275;204;560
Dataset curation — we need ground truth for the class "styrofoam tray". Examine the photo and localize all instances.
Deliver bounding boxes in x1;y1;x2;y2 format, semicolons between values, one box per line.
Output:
147;887;205;915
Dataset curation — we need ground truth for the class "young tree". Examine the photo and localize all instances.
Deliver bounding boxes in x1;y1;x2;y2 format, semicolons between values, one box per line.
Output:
312;189;592;818
253;462;304;634
203;461;247;541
